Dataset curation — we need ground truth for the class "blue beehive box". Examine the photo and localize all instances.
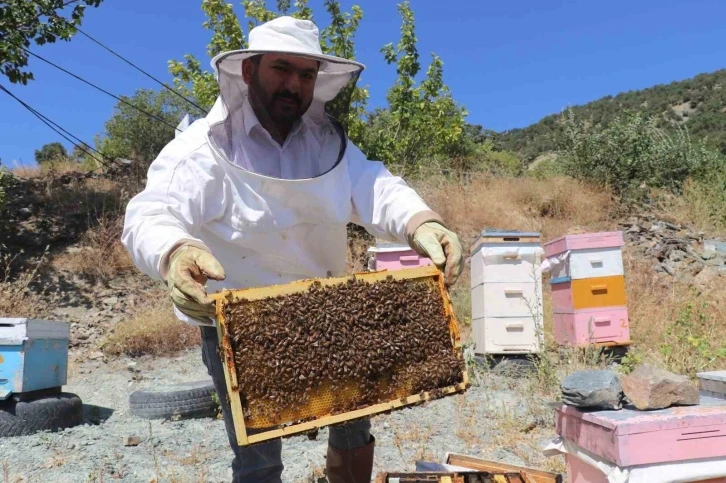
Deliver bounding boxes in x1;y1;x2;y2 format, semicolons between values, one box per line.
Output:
0;318;70;400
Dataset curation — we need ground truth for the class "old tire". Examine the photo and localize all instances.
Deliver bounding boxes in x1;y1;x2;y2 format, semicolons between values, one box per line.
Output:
129;380;218;420
0;393;84;437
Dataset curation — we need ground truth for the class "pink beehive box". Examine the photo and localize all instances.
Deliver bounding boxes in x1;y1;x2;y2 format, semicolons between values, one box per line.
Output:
564;455;726;483
553;307;630;346
367;240;433;272
555;395;726;468
544;231;625;258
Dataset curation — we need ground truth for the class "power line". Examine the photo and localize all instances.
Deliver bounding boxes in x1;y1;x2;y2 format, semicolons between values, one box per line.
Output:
18;45;182;133
0;84;116;169
27;0;208;115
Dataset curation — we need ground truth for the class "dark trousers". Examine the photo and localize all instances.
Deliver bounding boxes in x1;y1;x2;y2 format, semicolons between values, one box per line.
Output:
200;327;371;482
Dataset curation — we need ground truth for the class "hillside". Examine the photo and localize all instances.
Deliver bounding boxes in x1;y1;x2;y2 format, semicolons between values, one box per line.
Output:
496;69;726;163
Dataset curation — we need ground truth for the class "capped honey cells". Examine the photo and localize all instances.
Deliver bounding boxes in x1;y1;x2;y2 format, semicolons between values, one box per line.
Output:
223;276;465;426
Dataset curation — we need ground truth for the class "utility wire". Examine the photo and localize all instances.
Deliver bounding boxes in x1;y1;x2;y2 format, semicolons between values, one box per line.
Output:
27;0;208;115
0;84;116;169
18;44;182;133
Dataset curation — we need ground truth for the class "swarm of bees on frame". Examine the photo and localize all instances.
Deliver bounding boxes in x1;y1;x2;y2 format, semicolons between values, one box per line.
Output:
224;276;465;423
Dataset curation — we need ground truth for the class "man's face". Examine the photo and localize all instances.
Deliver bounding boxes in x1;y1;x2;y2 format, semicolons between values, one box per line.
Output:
243;54;318;126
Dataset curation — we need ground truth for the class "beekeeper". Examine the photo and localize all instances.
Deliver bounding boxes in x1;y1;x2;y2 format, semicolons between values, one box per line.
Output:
122;15;463;483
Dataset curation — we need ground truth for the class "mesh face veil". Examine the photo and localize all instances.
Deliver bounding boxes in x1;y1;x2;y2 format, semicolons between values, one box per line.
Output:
208;49;363;178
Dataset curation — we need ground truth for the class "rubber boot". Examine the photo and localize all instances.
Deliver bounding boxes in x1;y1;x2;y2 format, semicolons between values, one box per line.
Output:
326;435;375;483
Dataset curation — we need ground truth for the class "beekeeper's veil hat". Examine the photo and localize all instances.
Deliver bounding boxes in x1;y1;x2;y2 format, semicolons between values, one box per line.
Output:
210;16;364;144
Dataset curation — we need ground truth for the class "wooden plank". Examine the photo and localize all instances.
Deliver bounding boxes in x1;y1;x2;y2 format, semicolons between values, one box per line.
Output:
446;454;562;483
245;380;468;444
215;313;249;446
594;340;632;348
211;265;441;303
520;472;538;483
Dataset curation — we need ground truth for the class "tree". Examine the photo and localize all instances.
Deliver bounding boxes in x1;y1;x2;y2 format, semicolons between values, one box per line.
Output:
168;0;368;130
34;141;67;165
94;88;189;167
557;109;725;197
358;1;468;174
1;0;104;84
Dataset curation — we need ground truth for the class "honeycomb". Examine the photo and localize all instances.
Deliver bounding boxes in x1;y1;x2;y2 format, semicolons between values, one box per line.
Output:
221;275;465;428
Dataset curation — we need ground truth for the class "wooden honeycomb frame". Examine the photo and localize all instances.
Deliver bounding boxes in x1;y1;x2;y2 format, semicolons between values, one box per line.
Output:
211;265;469;446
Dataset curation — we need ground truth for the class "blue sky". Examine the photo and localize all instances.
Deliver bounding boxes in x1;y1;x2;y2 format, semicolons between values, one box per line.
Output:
2;0;725;166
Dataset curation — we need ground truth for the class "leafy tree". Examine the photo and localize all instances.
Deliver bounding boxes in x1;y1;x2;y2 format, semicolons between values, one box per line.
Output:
168;0;368;126
557;109;725;197
498;69;726;162
1;0;104;84
94;88;189;167
34;141;67;165
358;1;468;174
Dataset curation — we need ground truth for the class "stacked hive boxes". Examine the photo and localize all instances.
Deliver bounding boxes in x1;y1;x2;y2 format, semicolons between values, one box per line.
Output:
367;239;434;272
543;231;630;347
470;230;543;356
552;397;726;482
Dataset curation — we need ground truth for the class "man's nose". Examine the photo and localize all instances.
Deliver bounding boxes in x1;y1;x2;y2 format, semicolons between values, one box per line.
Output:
284;72;301;93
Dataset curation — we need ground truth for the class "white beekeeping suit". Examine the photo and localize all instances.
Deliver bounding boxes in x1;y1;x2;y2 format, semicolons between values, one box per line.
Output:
121;16;453;326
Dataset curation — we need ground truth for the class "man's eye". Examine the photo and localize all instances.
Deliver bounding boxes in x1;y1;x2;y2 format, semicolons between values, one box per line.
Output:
273;66;286;72
303;74;315;80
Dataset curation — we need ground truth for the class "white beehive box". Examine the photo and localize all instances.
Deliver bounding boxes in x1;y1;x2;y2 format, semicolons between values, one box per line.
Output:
470;230;544;355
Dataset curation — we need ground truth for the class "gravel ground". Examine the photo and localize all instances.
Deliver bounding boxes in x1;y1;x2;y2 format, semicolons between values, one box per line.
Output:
0;348;560;483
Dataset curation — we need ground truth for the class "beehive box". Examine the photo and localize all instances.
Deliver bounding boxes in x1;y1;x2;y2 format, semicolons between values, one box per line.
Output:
211;266;468;446
0;318;70;400
375;472;536;483
367;239;434;272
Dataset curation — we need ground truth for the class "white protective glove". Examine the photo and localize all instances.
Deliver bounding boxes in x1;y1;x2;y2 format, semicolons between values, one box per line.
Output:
411;222;464;286
165;244;226;321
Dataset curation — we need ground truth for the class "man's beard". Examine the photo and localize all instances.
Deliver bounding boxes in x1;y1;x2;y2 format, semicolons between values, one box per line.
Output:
248;72;312;126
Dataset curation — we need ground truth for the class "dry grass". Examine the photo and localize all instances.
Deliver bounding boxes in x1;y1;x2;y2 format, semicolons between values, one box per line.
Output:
0;249;61;318
413;175;616;247
390;418;438;466
10;158;87;179
52;214;134;282
102;293;201;357
651;182;726;236
622;250;726;376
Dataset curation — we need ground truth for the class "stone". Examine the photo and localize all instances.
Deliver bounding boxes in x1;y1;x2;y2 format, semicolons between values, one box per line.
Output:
659;261;676;276
662;222;681;230
102;296;119;306
701;250;717;260
124;436;142;447
88;351;105;361
561;370;623;410
626;224;642;234
622;365;699;410
669;250;687;262
694;266;721;288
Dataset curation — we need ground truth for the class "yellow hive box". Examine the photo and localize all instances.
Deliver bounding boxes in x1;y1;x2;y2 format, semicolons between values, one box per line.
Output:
211;265;469;446
552;275;627;312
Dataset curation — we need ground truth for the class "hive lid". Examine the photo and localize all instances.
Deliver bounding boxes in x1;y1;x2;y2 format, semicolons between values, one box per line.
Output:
367;238;414;253
556;395;726;436
479;229;541;238
0;318;70;344
698;371;726;382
